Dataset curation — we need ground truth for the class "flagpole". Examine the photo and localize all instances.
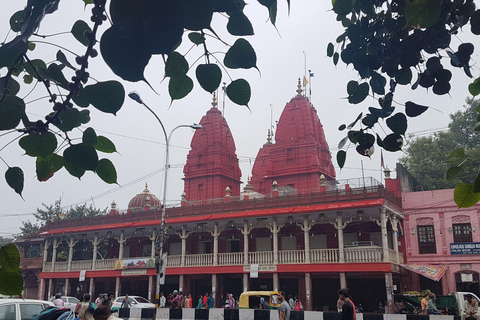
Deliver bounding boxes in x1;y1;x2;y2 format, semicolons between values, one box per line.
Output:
303;51;307;96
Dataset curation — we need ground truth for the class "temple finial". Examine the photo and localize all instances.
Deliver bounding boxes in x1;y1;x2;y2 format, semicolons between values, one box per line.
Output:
296;78;303;95
212;91;217;108
267;129;272;143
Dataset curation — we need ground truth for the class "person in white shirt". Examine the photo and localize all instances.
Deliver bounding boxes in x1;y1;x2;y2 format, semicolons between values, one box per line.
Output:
463;294;480;320
53;294;64;307
159;292;166;308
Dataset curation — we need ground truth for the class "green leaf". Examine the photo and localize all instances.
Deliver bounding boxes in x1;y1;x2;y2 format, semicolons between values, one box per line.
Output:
347;81;369;104
347;113;363;129
56;50;75;70
227;10;254;36
83;81;125;115
196;64;222;93
405;0;442;28
337;150;347;169
63;143;99;171
64;161;85;179
23;74;33;84
48;63;69;89
83;127;98;146
165;52;189;78
405;101;429;117
5;167;24;197
386;113;407;135
169;75;194;101
362;114;378;128
347;130;361;144
9;10;26;33
383;133;403;152
333;52;339;66
0;268;23;296
333;0;353;15
46;154;65;172
0;77;20;95
95;136;117;153
19;132;57;158
28;42;36;51
184;0;214;31
396;67;412;85
224;38;257;70
446;165;465;181
268;1;278;26
0;36;28;69
445;148;465;164
79;109;91;124
71;20;92;47
226;79;251;106
327;43;334;57
96;158;118;184
0;95;25;130
370;72;386;95
454;182;480;208
73;87;90;108
188;32;205;45
469;77;480;97
54;108;81;132
36;159;54;182
471;10;480;35
338;124;346;131
0;244;20;272
338;136;349;149
23;59;46;80
100;25;151;82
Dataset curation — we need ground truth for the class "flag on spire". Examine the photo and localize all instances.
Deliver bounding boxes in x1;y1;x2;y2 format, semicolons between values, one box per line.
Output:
303;76;308;87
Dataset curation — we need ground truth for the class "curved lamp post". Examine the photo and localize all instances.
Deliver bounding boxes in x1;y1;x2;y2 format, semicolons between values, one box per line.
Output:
128;91;202;308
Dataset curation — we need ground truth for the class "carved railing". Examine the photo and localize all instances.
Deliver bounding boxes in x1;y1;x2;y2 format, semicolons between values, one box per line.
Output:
278;250;305;264
185;253;214;267
218;252;244;265
310;249;339;263
344;247;382;262
248;251;274;265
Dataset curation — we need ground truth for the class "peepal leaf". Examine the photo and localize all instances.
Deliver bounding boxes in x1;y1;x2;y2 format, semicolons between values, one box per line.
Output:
226;79;251;106
83;81;125;115
0;244;23;296
169;75;194;101
347;81;369;104
196;64;222;93
224;38;257;70
337;150;347;169
227;10;254;36
19;132;57;158
386;113;407;135
71;20;92;47
95;136;117;153
404;0;442;29
405;101;429;117
0;95;25;130
5;167;24;197
454;182;480;208
184;0;214;31
63;143;99;171
96;158;117;184
165;52;189;78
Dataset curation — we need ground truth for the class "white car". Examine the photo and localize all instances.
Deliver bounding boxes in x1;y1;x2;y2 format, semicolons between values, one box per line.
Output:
48;296;80;309
112;296;155;308
0;299;54;320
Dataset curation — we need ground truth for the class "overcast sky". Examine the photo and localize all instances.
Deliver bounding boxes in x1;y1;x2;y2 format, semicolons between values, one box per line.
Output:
0;1;478;237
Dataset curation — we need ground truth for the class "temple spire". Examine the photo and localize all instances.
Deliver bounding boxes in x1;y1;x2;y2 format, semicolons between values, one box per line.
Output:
296;77;303;95
212;91;218;109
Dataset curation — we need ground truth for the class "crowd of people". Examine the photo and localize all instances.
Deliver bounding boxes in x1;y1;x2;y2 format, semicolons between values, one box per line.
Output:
158;291;238;309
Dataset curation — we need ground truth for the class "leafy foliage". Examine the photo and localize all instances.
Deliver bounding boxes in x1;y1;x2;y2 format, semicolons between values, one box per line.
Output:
400;99;480;194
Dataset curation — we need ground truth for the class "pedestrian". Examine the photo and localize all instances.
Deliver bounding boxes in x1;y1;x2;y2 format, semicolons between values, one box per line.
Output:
197;295;203;309
228;293;235;309
278;291;291;320
93;305;122;320
427;295;439;315
338;288;356;320
294;295;303;311
121;294;131;308
160;292;166;308
53;293;64;307
288;295;295;310
202;292;209;308
207;293;214;308
184;293;192;308
337;297;344;312
462;294;480;320
421;294;429;315
78;293;96;320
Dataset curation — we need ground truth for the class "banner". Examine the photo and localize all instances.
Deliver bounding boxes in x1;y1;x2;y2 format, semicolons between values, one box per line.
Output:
115;258;155;270
401;264;447;281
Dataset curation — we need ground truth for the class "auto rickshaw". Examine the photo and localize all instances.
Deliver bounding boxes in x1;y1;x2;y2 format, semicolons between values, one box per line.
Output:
238;291;280;309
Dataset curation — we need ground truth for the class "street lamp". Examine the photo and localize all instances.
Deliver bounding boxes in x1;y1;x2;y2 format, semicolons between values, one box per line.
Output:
128;91;202;308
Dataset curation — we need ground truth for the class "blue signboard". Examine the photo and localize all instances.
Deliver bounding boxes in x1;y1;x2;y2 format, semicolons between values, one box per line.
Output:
450;242;480;255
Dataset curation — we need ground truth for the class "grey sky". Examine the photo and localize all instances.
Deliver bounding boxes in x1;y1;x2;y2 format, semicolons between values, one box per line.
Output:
0;1;478;237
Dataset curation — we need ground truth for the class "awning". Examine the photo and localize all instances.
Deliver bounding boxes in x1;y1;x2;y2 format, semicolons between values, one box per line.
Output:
401;264;447;281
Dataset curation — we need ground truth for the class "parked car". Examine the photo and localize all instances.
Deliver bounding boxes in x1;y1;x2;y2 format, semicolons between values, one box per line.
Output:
48;295;80;309
0;299;54;320
112;296;155;308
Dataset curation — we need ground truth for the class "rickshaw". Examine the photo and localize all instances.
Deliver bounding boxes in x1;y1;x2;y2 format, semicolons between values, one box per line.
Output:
238;291;280;309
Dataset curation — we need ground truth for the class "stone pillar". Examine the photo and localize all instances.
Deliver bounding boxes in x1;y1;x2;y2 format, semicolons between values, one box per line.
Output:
272;217;279;265
243;220;249;265
381;208;389;262
43;240;49;271
115;277;121;298
337;212;345;263
243;273;249;292
149;229;156;259
38;278;45;300
181;226;187;267
67;238;74;271
89;278;94;297
179;275;184;292
385;272;394;314
48;279;53;298
273;273;279;292
51;238;58;272
391;215;399;263
305;272;312;311
303;216;311;263
212;274;217;306
212;223;219;266
340;273;347;289
148;276;153;301
118;230;125;260
92;234;99;271
65;278;70;296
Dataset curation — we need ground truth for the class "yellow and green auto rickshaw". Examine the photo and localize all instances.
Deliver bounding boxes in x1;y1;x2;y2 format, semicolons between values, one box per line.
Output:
238;291;280;309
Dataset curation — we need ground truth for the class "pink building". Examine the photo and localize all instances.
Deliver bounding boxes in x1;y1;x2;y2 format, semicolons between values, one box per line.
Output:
403;189;480;296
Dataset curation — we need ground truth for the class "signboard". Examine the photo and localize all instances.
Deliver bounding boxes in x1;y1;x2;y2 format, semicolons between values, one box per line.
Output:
115;258;155;270
450;242;480;255
461;273;473;282
250;264;259;278
79;270;86;282
122;269;147;276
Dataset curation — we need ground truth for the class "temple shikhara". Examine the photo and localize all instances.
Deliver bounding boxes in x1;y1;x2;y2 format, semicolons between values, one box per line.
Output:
15;80;480;312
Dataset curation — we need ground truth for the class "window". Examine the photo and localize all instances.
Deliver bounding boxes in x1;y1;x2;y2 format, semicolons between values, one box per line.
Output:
20;303;45;320
0;304;16;320
453;223;473;243
418;225;436;254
